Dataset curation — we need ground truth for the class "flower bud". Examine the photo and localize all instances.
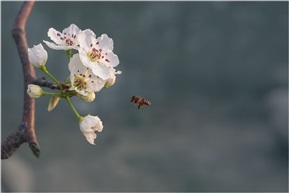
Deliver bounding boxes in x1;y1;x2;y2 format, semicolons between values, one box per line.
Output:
48;95;61;112
104;74;116;88
104;69;121;88
81;92;95;102
27;84;43;98
28;43;48;68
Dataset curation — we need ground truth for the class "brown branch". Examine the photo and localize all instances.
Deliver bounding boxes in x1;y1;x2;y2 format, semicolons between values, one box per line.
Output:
2;124;26;159
32;77;60;90
1;0;40;159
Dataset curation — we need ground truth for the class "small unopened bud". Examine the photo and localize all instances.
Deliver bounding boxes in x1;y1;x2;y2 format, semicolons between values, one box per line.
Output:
104;75;116;88
28;43;48;68
81;92;95;102
27;84;43;98
104;70;121;88
48;95;61;112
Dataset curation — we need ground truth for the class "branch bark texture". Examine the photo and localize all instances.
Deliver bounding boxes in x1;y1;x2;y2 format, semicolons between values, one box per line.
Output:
1;1;40;159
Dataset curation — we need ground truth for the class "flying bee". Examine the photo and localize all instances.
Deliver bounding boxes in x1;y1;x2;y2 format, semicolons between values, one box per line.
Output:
131;96;151;109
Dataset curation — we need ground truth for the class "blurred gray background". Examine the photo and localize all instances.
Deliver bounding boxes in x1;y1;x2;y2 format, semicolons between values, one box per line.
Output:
1;1;288;192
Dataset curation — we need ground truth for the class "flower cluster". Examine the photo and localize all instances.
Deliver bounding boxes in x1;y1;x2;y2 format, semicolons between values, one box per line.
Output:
27;24;121;145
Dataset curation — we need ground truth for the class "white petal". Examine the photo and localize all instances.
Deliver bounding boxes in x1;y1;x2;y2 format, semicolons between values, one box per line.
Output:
78;48;94;68
82;131;96;145
43;40;78;50
78;29;96;50
68;53;81;72
91;63;111;80
47;27;63;45
63;24;81;37
43;40;63;50
28;43;48;67
104;51;119;68
71;57;91;75
96;34;114;51
28;48;38;66
115;70;122;74
86;77;106;92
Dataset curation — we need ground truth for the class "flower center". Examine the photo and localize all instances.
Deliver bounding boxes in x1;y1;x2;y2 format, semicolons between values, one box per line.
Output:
73;75;87;91
57;32;77;46
87;47;103;62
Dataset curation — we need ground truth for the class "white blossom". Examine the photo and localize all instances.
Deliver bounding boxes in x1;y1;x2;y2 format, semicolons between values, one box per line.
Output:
43;24;81;50
79;115;103;145
69;53;106;96
77;30;119;80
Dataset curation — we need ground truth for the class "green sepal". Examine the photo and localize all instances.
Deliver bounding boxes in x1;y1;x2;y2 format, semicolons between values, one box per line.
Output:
66;49;72;59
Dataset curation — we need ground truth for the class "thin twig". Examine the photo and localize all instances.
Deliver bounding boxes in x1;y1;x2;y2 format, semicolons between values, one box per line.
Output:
1;0;40;159
32;77;60;90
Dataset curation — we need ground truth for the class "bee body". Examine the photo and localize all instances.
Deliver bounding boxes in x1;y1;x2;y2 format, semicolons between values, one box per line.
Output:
131;96;151;109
